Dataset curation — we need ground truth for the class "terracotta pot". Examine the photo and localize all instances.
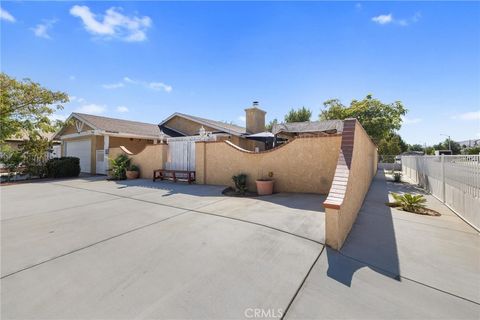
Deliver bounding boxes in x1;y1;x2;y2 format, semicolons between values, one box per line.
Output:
256;180;274;195
126;170;139;179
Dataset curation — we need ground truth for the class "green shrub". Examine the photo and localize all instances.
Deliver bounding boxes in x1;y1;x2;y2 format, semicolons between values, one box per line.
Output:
393;172;402;182
110;154;131;180
128;164;139;171
232;173;248;194
391;193;426;213
46;157;81;178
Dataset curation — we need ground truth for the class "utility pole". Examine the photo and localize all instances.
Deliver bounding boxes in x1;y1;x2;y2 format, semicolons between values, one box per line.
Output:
440;134;451;151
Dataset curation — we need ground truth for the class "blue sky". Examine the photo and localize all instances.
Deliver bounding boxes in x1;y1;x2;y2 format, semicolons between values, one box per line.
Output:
1;1;479;145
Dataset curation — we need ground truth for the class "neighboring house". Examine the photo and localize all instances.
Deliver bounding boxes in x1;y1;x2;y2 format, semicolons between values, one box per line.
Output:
158;102;266;151
2;131;61;158
55;113;162;174
272;120;344;140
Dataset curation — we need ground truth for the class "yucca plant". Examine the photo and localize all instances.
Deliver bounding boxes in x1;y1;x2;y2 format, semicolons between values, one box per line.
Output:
110;154;131;180
391;193;426;213
232;173;248;195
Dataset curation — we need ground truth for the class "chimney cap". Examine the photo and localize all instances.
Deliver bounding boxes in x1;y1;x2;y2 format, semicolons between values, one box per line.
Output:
253;101;259;106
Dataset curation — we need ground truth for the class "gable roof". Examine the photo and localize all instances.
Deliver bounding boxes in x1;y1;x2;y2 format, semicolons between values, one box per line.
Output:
159;112;246;136
273;120;344;135
57;113;162;139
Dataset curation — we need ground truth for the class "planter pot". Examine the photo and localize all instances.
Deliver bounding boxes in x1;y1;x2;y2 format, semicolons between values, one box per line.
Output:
126;170;139;179
256;180;274;195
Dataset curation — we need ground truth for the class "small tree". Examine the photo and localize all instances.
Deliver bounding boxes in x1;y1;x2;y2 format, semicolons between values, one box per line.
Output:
408;144;424;152
284;107;312;123
433;139;461;155
21;134;52;177
0;73;68;143
0;146;23;182
320;94;407;144
265;119;278;132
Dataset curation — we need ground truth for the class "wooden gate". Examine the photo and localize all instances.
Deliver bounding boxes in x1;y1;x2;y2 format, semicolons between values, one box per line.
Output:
166;135;216;171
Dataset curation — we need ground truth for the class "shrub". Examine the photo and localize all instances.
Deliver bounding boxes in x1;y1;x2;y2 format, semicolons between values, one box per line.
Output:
393;172;402;182
128;164;139;171
232;173;248;195
46;157;81;178
391;193;426;213
110;154;131;180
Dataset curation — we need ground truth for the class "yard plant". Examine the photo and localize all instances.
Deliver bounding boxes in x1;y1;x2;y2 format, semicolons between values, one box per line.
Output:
391;193;426;213
232;173;248;195
110;154;131;180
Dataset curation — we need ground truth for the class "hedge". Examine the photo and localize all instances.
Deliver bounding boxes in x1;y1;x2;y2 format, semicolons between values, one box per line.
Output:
46;157;81;178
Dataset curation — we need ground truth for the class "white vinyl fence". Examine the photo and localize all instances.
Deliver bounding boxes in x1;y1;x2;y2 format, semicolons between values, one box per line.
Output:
402;155;480;230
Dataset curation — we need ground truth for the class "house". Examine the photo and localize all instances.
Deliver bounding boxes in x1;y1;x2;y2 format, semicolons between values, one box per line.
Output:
55;102;268;174
158;102;266;151
55;113;163;174
3;131;61;158
272;119;344;141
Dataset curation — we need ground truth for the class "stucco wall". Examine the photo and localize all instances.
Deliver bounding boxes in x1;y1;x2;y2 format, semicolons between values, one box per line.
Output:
196;135;342;194
109;144;168;179
324;119;378;249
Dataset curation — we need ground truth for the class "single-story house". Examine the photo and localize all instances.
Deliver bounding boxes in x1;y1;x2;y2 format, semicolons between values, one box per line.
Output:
55;113;163;174
55;103;268;174
158;102;266;151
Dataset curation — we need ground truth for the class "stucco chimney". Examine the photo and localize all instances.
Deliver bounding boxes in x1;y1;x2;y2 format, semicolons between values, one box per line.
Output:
245;101;266;134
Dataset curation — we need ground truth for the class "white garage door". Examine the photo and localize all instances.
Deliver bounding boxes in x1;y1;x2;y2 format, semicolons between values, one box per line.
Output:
65;140;91;173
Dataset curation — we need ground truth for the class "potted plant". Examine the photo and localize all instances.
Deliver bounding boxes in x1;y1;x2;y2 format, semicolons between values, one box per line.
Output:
256;171;274;195
109;154;131;180
126;164;140;179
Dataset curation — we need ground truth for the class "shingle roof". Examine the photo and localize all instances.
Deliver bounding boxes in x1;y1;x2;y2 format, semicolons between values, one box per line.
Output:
272;120;344;135
73;113;162;138
161;113;247;136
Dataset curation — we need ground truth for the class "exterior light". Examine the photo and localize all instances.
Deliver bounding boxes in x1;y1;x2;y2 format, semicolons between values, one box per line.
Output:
199;126;206;137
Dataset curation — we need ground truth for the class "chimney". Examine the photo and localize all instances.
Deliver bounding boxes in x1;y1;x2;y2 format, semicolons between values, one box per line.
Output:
245;101;266;134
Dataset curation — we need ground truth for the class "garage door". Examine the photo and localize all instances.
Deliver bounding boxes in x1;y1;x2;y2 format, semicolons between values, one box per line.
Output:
65;140;91;173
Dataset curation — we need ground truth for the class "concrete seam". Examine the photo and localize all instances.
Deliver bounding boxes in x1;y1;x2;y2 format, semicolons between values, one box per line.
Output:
281;246;325;319
337;251;480;306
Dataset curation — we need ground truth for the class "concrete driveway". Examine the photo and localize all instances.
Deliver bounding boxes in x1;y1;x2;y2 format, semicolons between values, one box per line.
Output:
1;177;325;319
2;174;479;319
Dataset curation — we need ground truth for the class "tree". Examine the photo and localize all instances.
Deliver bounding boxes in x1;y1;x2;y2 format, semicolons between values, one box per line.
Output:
284;107;312;123
466;146;480;155
378;134;404;156
21;134;53;177
265;118;278;132
433;139;461;155
320;94;407;144
0;73;69;143
0;145;23;182
408;144;424;152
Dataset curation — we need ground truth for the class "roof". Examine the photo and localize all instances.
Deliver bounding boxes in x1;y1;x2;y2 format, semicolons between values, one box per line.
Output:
6;130;57;142
272;120;344;135
159;112;247;136
58;113;162;139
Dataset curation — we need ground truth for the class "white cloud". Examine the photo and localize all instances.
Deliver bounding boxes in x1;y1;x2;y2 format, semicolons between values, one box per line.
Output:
148;82;172;92
69;75;76;80
0;7;15;23
372;14;393;25
116;106;129;113
104;76;173;92
452;111;480;121
75;104;106;115
372;12;421;26
402;116;422;124
355;3;362;10
70;5;152;42
102;82;124;89
31;20;56;39
237;116;246;123
69;96;85;103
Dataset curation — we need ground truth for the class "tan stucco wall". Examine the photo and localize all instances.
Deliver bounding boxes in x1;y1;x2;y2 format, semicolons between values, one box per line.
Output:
109;144;168;179
196;136;342;194
109;137;153;154
325;121;378;249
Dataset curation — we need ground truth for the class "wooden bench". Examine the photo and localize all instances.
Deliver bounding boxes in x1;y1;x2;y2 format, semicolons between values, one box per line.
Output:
153;169;196;184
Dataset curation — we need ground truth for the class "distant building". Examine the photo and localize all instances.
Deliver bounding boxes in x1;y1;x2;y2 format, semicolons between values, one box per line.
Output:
457;139;480;148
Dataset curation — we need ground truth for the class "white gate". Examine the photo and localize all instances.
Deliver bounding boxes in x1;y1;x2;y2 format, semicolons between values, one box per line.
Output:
166;135;216;171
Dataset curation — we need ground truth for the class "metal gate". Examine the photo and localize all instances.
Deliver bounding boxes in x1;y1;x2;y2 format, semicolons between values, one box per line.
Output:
165;135;216;171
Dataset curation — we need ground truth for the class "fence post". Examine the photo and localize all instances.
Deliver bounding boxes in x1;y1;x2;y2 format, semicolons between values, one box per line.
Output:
441;154;445;202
